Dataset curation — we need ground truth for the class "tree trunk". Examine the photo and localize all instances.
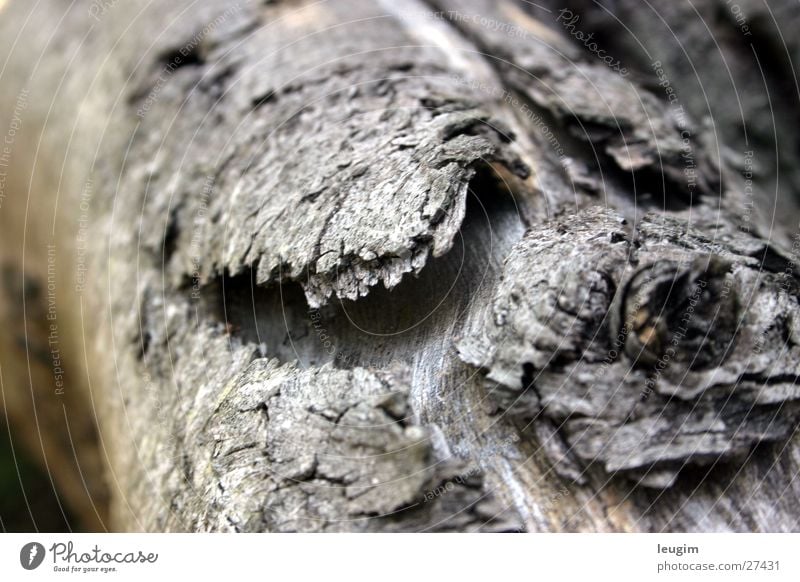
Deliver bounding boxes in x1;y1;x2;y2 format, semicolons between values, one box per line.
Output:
1;0;799;532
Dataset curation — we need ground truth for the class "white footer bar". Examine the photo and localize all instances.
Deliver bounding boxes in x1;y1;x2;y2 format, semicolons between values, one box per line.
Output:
1;533;797;580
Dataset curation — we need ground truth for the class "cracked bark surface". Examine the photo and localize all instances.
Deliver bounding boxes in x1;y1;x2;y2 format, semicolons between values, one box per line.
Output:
1;0;799;532
460;207;800;488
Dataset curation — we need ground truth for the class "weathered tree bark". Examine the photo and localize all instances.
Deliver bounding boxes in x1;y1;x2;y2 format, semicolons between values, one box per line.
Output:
1;0;799;531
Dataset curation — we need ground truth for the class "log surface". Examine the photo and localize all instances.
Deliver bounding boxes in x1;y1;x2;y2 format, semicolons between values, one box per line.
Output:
1;0;799;532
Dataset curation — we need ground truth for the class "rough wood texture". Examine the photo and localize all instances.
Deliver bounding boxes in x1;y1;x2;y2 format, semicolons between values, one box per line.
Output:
460;207;800;488
1;0;799;532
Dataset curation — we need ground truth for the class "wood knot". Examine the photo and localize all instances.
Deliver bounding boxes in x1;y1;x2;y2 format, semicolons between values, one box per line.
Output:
618;255;737;370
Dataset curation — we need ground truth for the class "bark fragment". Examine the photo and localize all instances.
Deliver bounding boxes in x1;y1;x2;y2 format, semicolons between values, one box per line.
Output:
460;207;800;487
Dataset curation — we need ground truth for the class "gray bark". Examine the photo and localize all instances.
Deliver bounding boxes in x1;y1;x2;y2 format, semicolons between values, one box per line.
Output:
1;0;799;531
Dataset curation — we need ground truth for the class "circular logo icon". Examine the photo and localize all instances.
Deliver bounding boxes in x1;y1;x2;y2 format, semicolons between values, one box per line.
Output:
19;542;46;570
